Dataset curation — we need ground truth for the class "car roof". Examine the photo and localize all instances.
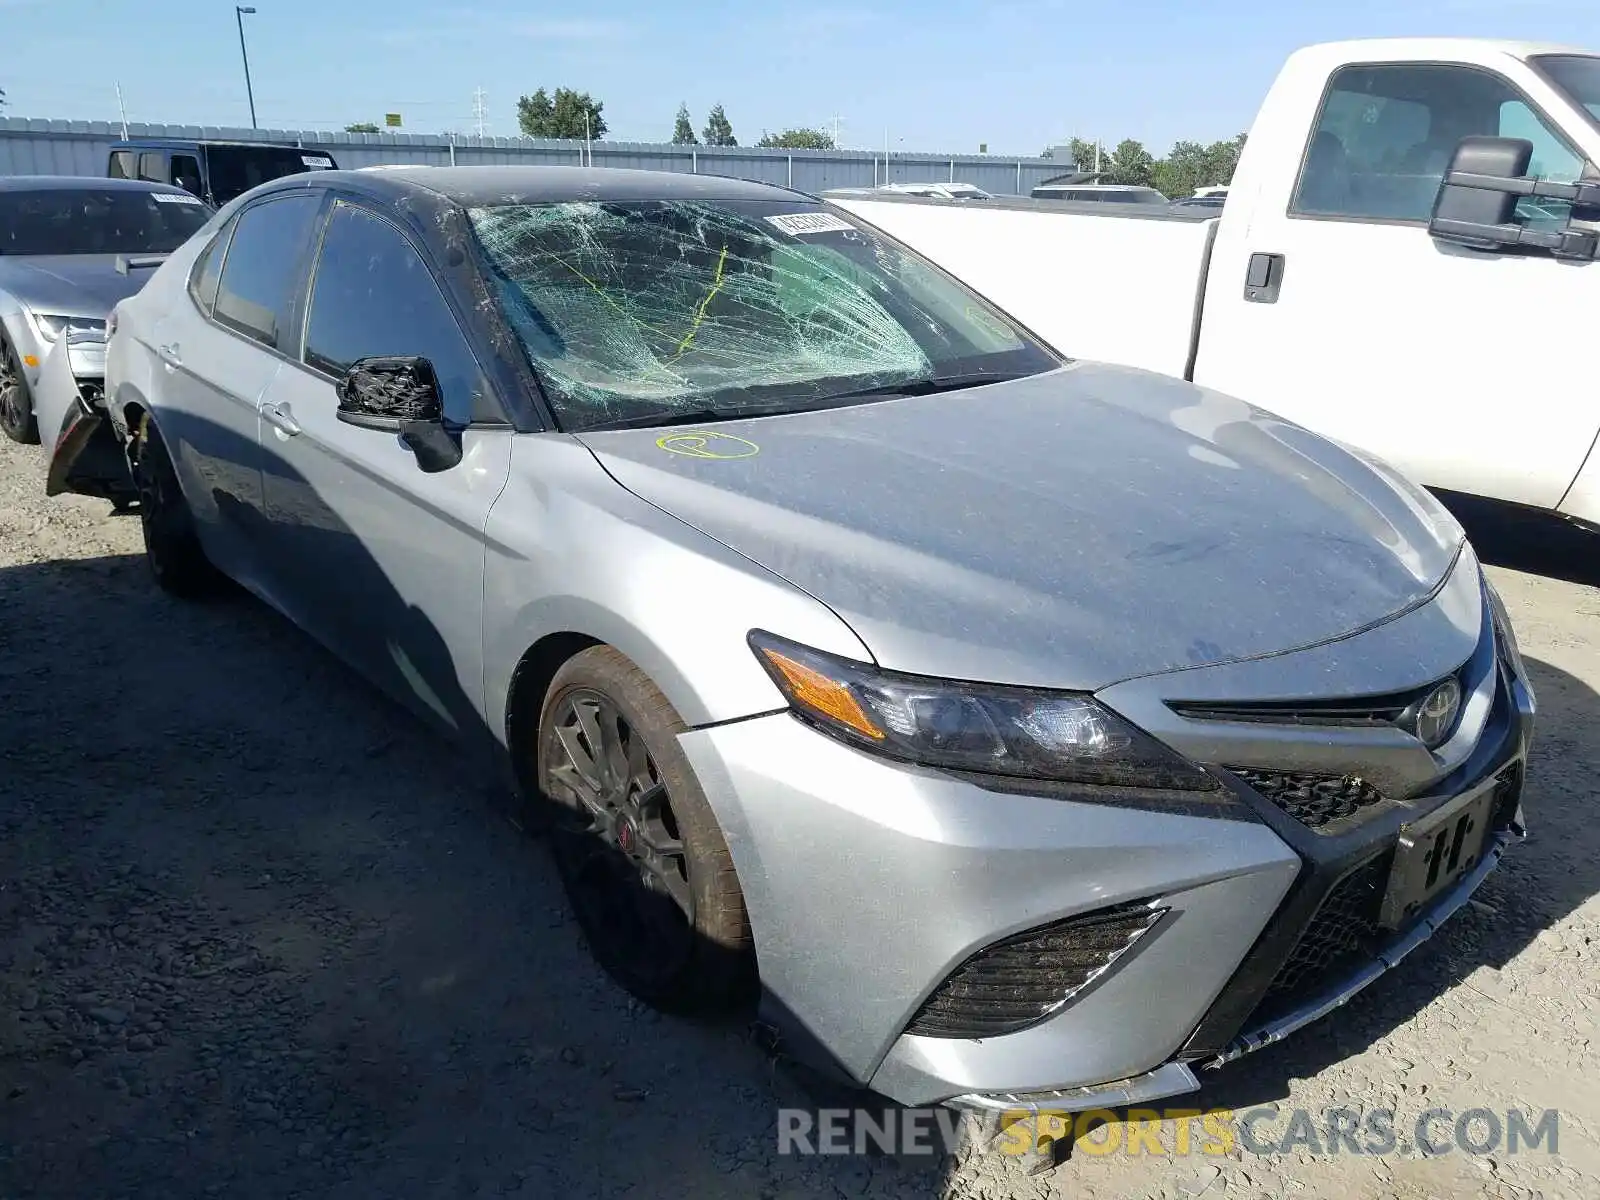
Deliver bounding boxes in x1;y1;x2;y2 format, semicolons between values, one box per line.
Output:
302;164;812;207
0;174;196;194
110;138;308;151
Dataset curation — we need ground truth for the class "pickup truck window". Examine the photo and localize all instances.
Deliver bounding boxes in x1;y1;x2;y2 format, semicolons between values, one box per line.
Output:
1292;63;1584;225
108;151;135;180
1534;55;1600;129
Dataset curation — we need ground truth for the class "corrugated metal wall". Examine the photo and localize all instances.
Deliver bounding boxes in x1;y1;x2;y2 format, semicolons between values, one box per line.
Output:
0;118;1067;196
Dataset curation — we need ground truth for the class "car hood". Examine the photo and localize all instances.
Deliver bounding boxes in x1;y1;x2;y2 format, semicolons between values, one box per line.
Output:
0;255;160;318
577;364;1466;691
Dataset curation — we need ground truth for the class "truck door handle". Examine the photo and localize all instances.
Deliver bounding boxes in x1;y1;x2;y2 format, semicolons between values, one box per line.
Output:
262;401;301;438
157;342;181;369
1244;253;1285;304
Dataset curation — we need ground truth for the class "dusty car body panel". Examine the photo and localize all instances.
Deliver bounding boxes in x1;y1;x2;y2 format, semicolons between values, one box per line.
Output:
579;363;1462;691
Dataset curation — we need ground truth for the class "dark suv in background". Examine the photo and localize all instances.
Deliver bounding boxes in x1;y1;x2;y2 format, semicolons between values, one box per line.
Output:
107;139;339;208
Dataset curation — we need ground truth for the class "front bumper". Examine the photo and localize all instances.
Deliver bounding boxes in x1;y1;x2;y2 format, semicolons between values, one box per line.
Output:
677;549;1534;1110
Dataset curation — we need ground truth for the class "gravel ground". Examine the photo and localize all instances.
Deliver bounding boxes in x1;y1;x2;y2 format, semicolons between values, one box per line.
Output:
1;432;1597;1200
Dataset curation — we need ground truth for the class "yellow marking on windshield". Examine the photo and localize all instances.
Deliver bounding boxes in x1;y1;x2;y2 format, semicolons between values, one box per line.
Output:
671;245;730;361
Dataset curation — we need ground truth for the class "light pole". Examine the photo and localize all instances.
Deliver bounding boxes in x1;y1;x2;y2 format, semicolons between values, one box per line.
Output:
235;6;258;129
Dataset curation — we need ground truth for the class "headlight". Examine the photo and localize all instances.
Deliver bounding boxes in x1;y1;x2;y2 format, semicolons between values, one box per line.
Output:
748;631;1221;794
32;314;107;344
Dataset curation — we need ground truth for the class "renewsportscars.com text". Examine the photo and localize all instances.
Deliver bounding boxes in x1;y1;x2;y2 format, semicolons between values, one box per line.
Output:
777;1105;1560;1159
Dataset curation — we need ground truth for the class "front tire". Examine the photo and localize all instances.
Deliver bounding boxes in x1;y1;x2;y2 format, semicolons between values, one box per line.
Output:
0;337;39;444
132;417;223;599
538;646;756;1015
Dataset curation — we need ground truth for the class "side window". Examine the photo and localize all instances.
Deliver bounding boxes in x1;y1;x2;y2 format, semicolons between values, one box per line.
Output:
1291;63;1586;223
138;152;166;183
170;153;204;197
303;203;486;425
213;194;321;349
108;151;136;179
187;216;237;316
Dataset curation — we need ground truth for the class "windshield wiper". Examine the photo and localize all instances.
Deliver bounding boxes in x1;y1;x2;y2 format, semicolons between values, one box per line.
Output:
819;370;1035;403
574;371;1038;433
576;402;802;432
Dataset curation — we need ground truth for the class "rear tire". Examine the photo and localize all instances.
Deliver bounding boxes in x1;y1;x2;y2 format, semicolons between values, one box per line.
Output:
537;646;756;1015
0;337;39;445
132;417;224;599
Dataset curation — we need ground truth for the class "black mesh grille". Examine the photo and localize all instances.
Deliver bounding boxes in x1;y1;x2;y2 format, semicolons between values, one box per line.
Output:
1251;854;1389;1021
1230;768;1387;831
906;903;1163;1039
1491;762;1524;829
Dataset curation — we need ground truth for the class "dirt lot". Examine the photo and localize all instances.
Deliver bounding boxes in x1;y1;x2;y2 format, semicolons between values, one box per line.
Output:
1;431;1597;1200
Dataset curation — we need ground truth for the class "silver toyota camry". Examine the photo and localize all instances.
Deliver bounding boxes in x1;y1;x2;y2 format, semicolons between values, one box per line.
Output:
62;166;1534;1114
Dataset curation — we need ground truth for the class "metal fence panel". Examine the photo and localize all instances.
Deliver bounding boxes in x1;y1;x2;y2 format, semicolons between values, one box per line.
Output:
0;117;1067;196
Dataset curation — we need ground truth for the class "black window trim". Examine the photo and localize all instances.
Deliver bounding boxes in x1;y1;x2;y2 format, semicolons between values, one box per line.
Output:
186;213;239;318
289;194;512;428
1285;57;1595;229
199;188;332;362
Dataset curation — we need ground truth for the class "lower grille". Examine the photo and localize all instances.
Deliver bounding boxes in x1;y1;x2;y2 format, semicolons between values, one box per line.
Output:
1491;762;1524;829
77;380;104;408
906;902;1164;1039
1230;768;1387;831
1251;854;1389;1021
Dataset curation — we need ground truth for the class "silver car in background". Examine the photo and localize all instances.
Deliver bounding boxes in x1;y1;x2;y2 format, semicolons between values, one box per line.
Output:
0;176;212;445
66;166;1534;1114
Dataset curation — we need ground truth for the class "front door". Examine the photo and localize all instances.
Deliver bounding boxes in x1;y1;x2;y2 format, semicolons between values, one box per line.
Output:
1195;59;1600;510
258;198;512;741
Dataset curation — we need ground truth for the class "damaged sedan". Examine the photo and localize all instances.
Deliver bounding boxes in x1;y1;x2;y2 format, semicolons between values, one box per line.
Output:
63;166;1534;1114
1;176;211;471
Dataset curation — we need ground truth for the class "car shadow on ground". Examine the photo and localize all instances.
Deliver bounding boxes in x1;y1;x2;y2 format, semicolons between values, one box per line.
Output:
0;533;955;1194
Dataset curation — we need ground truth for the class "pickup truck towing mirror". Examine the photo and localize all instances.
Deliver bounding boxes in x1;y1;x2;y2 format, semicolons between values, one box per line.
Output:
1428;135;1600;260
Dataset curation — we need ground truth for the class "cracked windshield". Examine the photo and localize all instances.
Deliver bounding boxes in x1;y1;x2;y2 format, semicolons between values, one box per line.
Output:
467;199;1058;428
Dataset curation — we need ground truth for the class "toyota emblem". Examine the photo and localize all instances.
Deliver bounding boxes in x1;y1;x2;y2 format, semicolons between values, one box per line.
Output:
1412;679;1462;749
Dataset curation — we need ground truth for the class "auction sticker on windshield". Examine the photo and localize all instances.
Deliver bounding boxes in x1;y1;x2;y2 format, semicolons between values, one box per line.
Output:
766;212;856;237
151;192;205;205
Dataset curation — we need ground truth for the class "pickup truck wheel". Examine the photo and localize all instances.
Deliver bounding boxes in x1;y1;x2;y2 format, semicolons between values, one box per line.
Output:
0;338;39;445
133;419;223;599
538;646;756;1015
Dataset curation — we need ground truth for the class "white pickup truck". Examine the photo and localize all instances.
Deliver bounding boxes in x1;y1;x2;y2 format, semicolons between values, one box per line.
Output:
828;38;1600;529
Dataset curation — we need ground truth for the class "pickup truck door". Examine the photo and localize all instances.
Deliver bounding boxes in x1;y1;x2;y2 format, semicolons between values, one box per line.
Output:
1194;57;1600;512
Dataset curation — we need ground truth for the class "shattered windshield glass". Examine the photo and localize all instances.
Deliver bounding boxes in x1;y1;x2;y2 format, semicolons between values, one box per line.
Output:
465;198;1059;429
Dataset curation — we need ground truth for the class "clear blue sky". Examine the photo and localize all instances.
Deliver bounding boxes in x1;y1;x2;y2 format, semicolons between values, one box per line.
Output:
1;0;1597;156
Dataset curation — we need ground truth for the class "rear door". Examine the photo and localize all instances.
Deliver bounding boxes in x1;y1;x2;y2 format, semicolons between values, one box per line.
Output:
1195;59;1600;509
257;197;512;737
149;190;323;587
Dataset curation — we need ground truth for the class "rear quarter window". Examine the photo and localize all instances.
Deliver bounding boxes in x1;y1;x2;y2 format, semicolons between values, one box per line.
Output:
212;194;322;349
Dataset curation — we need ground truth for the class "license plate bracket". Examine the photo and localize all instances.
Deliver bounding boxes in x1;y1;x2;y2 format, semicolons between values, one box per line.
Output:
1379;782;1496;930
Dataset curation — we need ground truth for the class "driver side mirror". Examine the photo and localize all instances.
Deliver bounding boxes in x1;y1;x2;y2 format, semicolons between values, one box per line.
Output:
1428;135;1600;259
1428;136;1532;249
335;356;464;474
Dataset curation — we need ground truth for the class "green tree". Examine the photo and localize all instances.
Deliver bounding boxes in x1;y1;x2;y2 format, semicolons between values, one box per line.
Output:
1069;137;1099;172
702;103;736;147
1103;138;1154;187
344;121;381;134
517;87;606;139
756;128;835;150
671;103;697;145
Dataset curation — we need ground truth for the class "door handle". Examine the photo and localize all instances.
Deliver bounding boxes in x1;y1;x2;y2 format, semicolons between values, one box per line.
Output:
156;342;181;369
1243;252;1285;304
262;401;302;438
